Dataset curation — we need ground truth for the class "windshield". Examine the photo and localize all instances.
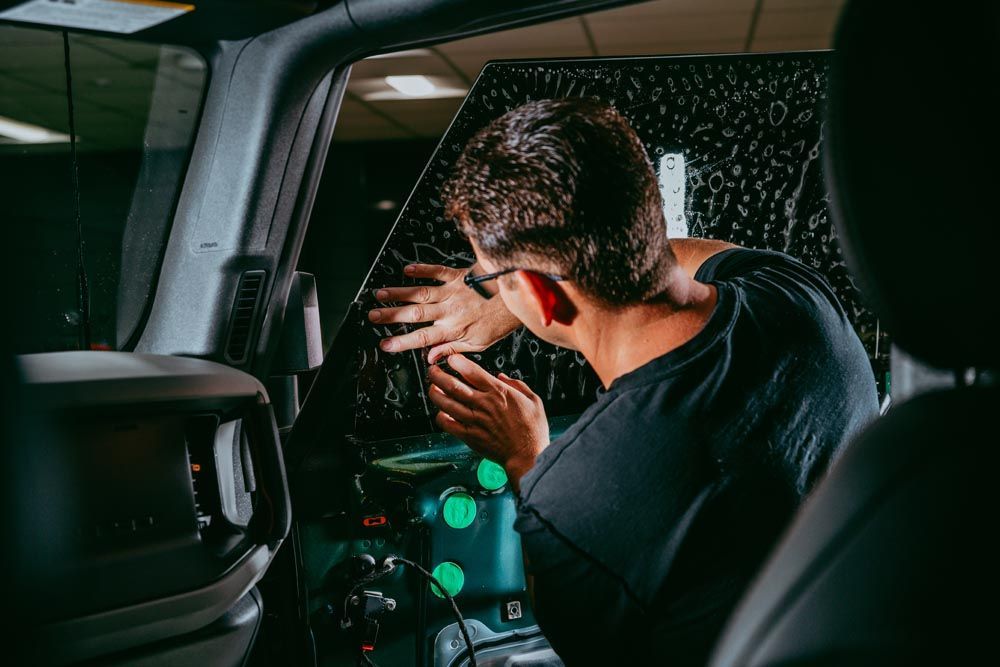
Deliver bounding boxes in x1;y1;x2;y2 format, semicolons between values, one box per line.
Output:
1;25;206;353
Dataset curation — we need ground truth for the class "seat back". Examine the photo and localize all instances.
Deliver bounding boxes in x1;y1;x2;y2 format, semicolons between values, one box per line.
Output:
710;1;1000;664
711;388;999;665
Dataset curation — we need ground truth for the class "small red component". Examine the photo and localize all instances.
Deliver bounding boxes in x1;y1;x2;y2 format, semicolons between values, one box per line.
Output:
362;515;387;527
361;644;375;652
191;464;202;473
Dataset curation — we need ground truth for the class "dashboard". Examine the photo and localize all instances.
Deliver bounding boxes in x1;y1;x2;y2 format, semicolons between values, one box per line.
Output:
12;351;290;665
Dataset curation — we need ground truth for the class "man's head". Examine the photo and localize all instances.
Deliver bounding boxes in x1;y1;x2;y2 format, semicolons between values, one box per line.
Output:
442;98;678;344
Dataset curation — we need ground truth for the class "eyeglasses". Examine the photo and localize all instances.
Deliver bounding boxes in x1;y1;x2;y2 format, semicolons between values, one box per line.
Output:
464;267;565;300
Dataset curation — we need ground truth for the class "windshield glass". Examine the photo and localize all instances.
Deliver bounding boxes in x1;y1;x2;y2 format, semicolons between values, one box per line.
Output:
1;25;206;353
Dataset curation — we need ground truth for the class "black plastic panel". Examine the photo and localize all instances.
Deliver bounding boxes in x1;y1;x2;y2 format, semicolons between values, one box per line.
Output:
13;352;288;664
352;52;888;442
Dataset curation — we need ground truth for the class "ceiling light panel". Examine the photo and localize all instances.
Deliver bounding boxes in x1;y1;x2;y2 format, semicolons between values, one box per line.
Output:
385;75;435;96
0;114;71;144
352;75;467;102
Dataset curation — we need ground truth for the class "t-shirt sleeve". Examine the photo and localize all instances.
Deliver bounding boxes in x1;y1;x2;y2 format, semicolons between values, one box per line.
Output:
695;247;846;317
514;502;645;663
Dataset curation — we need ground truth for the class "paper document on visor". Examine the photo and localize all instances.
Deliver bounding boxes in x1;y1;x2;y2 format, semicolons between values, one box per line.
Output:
0;0;194;35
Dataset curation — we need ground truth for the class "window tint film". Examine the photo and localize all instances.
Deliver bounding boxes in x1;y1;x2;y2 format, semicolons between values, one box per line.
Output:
352;52;888;441
1;25;205;353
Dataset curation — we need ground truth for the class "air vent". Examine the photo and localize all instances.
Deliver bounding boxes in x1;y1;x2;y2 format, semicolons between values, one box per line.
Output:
225;270;266;364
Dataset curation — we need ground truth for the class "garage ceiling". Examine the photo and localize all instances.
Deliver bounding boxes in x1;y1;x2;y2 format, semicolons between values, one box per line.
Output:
0;0;844;151
337;0;845;141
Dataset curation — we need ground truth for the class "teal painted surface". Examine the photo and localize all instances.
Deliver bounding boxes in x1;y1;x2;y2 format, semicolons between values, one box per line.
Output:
301;417;578;665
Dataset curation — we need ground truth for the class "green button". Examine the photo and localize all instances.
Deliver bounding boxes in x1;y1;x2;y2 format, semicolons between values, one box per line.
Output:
442;493;477;529
430;561;465;598
477;459;508;491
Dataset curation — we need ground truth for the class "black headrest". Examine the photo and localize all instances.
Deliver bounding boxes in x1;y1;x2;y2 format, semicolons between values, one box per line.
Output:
826;0;1000;369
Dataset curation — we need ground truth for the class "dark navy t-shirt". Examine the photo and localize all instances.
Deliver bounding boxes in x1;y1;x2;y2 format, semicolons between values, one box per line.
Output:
514;248;879;665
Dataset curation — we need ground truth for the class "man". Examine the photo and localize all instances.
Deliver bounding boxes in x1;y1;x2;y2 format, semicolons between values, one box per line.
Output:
367;99;878;664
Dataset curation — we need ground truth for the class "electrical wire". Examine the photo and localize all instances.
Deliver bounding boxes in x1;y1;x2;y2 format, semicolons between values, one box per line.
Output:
390;557;478;667
340;555;478;665
61;31;91;351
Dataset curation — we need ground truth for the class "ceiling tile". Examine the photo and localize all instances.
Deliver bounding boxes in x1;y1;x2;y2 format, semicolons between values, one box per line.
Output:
446;48;596;81
333;97;418;140
72;37;161;68
0;71;45;96
73;90;151;114
586;0;757;20
349;74;467;102
0;44;70;71
0;92;68;127
438;17;589;56
366;98;462;137
351;53;454;80
588;11;752;50
73;66;157;94
337;0;840;141
0;24;61;46
597;39;745;57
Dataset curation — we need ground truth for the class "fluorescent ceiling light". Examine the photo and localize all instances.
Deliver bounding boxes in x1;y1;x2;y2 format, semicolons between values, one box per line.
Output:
0;115;73;144
358;75;467;101
385;75;436;97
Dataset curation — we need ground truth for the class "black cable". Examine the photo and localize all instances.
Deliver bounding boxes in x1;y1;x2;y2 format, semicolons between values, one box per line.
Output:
61;31;91;351
390;557;478;667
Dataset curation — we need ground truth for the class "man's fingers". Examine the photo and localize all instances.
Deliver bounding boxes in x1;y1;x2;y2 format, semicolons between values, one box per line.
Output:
403;263;464;282
435;410;474;439
427;344;457;365
447;354;499;392
369;302;444;325
498;373;536;398
428;341;478;364
435;411;490;449
428;384;478;424
373;285;438;305
379;325;448;353
428;364;479;403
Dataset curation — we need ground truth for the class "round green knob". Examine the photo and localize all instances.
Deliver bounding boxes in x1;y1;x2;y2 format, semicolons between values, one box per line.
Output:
430;561;465;598
442;492;477;529
477;459;508;491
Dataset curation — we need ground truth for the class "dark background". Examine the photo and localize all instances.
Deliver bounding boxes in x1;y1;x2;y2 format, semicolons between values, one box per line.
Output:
297;139;438;352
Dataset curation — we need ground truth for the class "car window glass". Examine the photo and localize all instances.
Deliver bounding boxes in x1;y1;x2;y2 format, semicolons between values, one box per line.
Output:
1;25;206;353
349;52;889;441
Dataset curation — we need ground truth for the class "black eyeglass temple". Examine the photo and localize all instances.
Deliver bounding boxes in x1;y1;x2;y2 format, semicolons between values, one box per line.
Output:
464;267;565;300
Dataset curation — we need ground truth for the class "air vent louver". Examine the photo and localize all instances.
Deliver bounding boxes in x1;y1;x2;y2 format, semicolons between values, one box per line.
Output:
225;271;266;364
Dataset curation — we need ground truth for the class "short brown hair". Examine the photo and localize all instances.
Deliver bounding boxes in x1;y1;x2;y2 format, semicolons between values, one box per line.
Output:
442;98;676;305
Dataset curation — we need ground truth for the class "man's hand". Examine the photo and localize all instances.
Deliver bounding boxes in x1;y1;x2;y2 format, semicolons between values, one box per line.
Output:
369;263;522;363
428;354;549;489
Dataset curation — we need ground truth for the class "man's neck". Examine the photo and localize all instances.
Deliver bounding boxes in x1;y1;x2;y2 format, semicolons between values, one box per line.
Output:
577;270;718;389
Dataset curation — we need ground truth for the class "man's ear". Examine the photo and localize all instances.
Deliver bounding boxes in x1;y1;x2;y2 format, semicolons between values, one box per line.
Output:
517;271;577;326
